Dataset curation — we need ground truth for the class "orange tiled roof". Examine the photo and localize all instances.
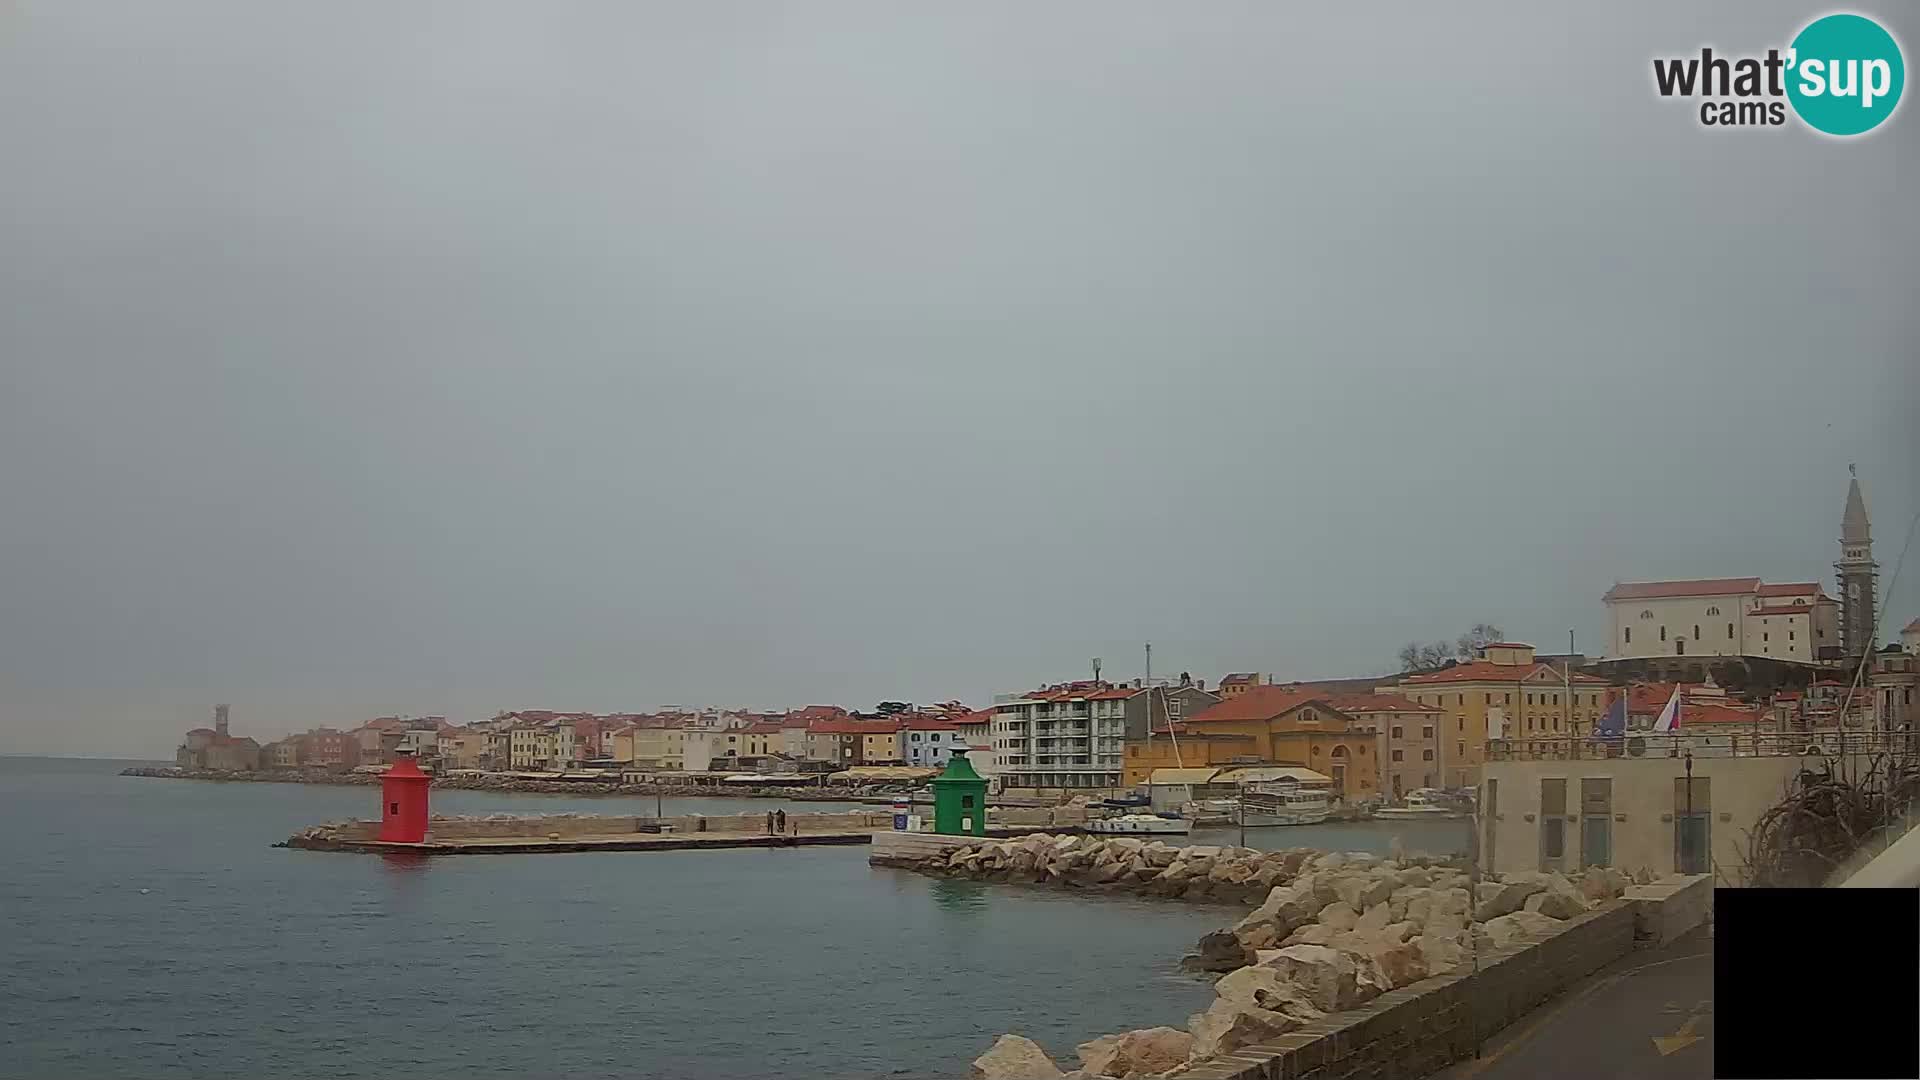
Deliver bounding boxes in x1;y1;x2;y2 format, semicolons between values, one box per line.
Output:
1604;578;1762;601
1186;688;1332;723
1321;692;1440;714
1757;582;1826;597
1683;703;1765;725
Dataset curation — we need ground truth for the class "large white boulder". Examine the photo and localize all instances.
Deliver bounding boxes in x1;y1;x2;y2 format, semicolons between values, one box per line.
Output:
972;1035;1064;1080
1076;1027;1193;1078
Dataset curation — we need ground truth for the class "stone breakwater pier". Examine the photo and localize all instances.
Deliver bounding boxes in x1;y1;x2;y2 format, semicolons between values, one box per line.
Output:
868;834;1712;1080
283;810;899;854
284;812;1080;855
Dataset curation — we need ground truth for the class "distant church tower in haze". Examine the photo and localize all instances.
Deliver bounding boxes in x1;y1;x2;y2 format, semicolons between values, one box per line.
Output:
1836;466;1878;659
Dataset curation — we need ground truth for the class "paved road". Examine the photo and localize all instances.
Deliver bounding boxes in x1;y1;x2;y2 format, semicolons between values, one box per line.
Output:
1437;928;1714;1080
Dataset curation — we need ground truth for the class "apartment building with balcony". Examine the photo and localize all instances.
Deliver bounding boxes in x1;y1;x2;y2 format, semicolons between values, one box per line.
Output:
990;681;1134;791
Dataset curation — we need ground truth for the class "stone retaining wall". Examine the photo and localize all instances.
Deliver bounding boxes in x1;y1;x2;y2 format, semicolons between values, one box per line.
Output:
1179;879;1709;1080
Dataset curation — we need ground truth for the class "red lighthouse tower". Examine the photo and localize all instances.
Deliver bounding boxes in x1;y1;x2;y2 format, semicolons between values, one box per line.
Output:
378;750;431;843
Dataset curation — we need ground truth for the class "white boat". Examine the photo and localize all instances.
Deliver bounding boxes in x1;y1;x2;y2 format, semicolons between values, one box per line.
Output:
1235;784;1331;826
1374;790;1462;819
1180;799;1237;826
1085;813;1191;836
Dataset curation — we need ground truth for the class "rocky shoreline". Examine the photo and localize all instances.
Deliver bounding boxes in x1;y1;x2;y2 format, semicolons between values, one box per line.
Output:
922;836;1644;1079
118;766;900;801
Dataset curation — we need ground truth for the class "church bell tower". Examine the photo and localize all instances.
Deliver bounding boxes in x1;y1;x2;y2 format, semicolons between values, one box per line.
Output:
1836;466;1878;659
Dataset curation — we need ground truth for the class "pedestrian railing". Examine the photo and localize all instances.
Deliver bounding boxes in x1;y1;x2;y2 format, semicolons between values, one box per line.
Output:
1486;729;1920;761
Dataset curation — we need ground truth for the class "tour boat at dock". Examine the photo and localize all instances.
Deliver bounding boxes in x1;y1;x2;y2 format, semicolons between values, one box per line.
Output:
1233;784;1332;827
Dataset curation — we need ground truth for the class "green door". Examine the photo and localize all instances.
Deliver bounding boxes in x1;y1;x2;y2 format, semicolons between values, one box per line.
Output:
1582;814;1611;869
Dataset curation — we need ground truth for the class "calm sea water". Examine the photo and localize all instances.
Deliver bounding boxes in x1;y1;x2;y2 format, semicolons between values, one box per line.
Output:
0;757;1468;1079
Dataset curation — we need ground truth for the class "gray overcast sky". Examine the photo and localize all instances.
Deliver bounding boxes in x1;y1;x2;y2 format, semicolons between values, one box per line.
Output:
2;2;1915;756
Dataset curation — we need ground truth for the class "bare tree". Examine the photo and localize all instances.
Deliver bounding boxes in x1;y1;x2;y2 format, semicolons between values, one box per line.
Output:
1399;624;1504;672
1455;623;1505;660
1398;640;1457;672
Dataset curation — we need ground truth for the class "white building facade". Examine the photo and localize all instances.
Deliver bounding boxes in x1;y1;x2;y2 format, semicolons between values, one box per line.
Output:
1604;577;1839;664
991;682;1130;791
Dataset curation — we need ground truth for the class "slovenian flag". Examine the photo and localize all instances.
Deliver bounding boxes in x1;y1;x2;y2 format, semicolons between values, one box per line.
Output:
1652;686;1683;732
1594;691;1627;739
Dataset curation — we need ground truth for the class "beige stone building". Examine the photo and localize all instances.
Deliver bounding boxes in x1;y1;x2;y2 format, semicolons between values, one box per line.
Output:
1604;578;1839;663
1390;643;1611;788
1481;740;1811;883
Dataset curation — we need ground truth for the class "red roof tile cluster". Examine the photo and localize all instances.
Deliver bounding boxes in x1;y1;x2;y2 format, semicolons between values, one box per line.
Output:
808;719;902;736
1682;703;1766;725
742;722;784;735
1757;582;1825;597
1320;692;1441;714
1604;577;1762;601
1186;688;1332;723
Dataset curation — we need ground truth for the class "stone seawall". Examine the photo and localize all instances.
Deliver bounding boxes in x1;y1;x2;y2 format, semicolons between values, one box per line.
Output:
967;860;1710;1080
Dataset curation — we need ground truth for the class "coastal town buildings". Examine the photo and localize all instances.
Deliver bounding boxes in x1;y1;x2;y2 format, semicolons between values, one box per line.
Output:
1216;673;1264;698
175;705;263;771
1318;692;1444;798
1390;642;1611;787
899;716;969;767
267;738;300;768
1873;649;1918;731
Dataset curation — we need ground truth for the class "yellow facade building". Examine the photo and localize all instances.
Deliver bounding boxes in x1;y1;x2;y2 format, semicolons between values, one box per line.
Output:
1389;642;1611;787
1123;688;1379;799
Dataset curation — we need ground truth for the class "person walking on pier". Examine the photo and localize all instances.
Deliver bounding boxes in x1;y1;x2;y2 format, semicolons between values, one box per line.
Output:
774;808;787;835
766;810;776;835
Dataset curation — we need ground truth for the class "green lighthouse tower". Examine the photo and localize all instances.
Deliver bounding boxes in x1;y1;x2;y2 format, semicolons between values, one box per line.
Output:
930;749;989;836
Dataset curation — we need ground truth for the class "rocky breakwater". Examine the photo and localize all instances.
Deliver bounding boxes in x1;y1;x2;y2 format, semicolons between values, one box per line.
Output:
967;855;1640;1080
882;833;1318;905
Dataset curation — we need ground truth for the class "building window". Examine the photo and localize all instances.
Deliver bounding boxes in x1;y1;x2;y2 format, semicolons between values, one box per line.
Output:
1422;725;1435;738
1392;749;1404;762
1763;632;1769;642
1527;694;1534;705
1391;726;1403;738
1505;693;1512;704
1625;628;1632;644
1485;693;1493;704
1789;630;1795;641
1706;606;1720;616
1659;626;1667;641
1640;610;1654;620
1422;749;1434;761
1693;625;1700;640
1457;740;1466;756
1728;623;1735;639
1457;718;1464;731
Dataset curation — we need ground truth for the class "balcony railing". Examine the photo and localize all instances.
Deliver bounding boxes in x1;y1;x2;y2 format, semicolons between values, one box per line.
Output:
1486;729;1920;762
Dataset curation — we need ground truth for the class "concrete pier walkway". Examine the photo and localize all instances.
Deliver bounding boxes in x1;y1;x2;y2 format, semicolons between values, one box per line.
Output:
289;829;879;855
1434;927;1713;1080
